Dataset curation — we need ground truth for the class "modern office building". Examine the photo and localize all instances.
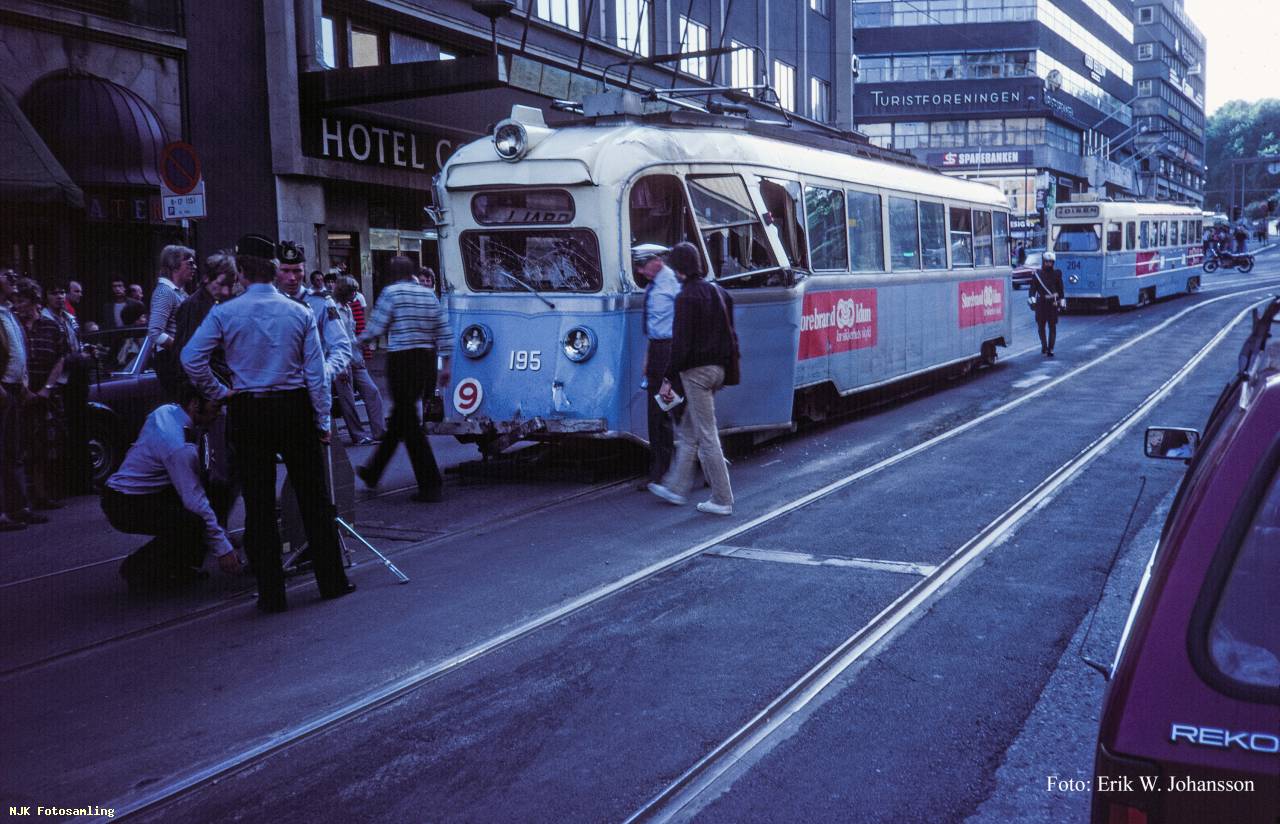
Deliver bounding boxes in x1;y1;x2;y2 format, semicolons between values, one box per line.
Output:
2;1;861;304
852;0;1141;242
1130;0;1205;204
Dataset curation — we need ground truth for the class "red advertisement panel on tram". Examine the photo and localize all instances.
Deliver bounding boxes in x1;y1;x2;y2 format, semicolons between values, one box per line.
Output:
798;289;877;360
958;279;1005;328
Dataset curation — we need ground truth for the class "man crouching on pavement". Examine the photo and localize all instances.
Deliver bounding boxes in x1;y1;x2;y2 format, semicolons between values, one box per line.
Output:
102;383;242;592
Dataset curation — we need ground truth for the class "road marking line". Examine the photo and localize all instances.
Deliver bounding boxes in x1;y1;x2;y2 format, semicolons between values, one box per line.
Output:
622;297;1266;824
1011;374;1053;389
707;546;936;576
99;285;1279;824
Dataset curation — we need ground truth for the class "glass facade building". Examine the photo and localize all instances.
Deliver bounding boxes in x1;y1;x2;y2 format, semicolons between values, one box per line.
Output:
1131;0;1206;204
853;0;1143;242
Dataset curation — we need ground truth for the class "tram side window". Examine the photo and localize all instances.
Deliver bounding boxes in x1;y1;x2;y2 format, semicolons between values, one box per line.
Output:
629;174;699;271
805;185;849;271
759;178;808;271
1182;220;1191;245
687;174;780;286
992;210;1010;267
847;189;884;271
973;210;994;267
1158;221;1168;247
1106;221;1123;252
949;206;973;267
1139;221;1150;249
888;197;921;270
1126;221;1136;250
922;201;949;268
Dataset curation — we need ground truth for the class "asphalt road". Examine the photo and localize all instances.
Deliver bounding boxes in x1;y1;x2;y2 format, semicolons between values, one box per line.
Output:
2;251;1278;823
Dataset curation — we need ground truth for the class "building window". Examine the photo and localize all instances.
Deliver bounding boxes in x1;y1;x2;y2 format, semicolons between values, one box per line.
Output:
615;0;651;57
731;41;756;93
679;16;709;79
536;0;581;31
350;26;383;67
1137;42;1154;61
1137;79;1153;97
809;0;829;16
809;76;831;122
1137;6;1154;23
321;16;337;68
772;60;796;112
860;122;892;149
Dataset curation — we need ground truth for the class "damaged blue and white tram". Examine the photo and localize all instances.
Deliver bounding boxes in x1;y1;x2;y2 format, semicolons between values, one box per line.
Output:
429;93;1014;455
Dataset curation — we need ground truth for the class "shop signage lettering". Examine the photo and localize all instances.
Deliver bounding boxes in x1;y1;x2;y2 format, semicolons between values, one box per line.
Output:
868;89;1022;110
958;279;1005;328
928;150;1033;168
309;117;457;174
86;192;164;224
798;289;877;360
1044;94;1075;119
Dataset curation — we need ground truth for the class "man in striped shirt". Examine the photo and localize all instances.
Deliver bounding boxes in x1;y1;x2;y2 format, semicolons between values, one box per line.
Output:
355;256;452;502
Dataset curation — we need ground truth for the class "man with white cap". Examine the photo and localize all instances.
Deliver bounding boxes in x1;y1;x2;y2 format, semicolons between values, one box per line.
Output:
634;243;680;482
1029;250;1066;356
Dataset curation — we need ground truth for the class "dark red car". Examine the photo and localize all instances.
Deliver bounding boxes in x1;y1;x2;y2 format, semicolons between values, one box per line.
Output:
1011;249;1043;290
1092;297;1280;823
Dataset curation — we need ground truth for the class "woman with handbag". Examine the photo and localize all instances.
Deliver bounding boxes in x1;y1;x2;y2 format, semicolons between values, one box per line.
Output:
648;242;739;516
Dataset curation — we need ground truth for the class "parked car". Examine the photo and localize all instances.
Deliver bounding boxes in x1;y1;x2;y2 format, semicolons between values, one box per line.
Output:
84;327;167;485
1011;250;1044;290
1091;297;1280;823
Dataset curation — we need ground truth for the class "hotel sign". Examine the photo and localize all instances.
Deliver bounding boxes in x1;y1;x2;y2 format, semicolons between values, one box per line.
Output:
303;115;465;175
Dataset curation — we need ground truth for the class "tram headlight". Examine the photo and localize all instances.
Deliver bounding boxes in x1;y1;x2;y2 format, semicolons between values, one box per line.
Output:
493;121;528;161
460;323;493;358
562;326;596;363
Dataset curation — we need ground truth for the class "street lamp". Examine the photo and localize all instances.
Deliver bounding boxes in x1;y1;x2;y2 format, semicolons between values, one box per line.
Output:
471;0;515;55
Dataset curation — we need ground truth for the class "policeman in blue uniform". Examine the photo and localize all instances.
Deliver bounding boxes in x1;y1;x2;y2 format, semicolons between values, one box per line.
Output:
182;234;354;613
275;241;351;382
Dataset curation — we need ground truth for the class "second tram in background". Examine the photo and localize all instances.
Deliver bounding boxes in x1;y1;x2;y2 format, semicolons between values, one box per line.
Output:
1050;200;1207;310
429;91;1013;455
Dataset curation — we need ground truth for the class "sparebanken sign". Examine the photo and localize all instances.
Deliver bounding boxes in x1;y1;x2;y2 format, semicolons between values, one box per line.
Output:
927;149;1033;168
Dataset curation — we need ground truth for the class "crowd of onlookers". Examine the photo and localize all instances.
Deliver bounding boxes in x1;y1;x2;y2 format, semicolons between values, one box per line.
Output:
1;268;93;530
0;247;416;534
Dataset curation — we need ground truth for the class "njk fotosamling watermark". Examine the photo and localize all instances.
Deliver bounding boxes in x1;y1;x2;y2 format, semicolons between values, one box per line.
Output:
7;806;116;818
1046;775;1257;793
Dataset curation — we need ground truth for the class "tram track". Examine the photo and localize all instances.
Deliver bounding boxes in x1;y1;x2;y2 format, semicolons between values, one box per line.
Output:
99;283;1278;823
621;294;1271;824
0;472;636;680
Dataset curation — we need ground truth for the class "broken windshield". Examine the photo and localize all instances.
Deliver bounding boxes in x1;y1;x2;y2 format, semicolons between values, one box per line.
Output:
460;229;603;293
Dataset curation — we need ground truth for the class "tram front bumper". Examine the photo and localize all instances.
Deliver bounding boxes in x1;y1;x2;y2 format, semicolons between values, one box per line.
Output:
429;417;609;454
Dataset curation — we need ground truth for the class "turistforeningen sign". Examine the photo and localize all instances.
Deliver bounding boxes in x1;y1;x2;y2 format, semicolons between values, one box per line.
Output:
867;89;1024;111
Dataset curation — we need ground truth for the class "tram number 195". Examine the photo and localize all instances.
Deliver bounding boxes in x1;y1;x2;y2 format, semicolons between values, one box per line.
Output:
509;350;542;371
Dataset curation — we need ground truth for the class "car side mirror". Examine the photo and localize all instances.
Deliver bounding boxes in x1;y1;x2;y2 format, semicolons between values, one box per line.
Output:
1145;426;1199;461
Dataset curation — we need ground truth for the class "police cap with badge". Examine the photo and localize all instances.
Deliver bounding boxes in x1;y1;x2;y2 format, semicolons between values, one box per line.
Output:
277;241;306;266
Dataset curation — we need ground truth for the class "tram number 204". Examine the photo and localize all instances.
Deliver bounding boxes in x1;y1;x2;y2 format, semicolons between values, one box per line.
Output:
509;350;542;371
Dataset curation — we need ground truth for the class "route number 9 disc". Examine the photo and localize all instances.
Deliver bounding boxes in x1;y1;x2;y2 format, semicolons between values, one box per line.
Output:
453;377;484;416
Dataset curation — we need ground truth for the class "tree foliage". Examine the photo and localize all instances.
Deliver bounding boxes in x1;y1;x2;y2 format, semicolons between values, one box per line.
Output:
1204;99;1280;217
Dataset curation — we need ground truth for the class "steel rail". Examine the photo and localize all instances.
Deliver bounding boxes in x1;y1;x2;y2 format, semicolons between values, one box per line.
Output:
97;283;1279;824
622;295;1270;824
0;473;635;680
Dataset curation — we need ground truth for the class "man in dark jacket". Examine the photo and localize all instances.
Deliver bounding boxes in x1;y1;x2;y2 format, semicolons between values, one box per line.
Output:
1030;250;1066;357
649;242;737;516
